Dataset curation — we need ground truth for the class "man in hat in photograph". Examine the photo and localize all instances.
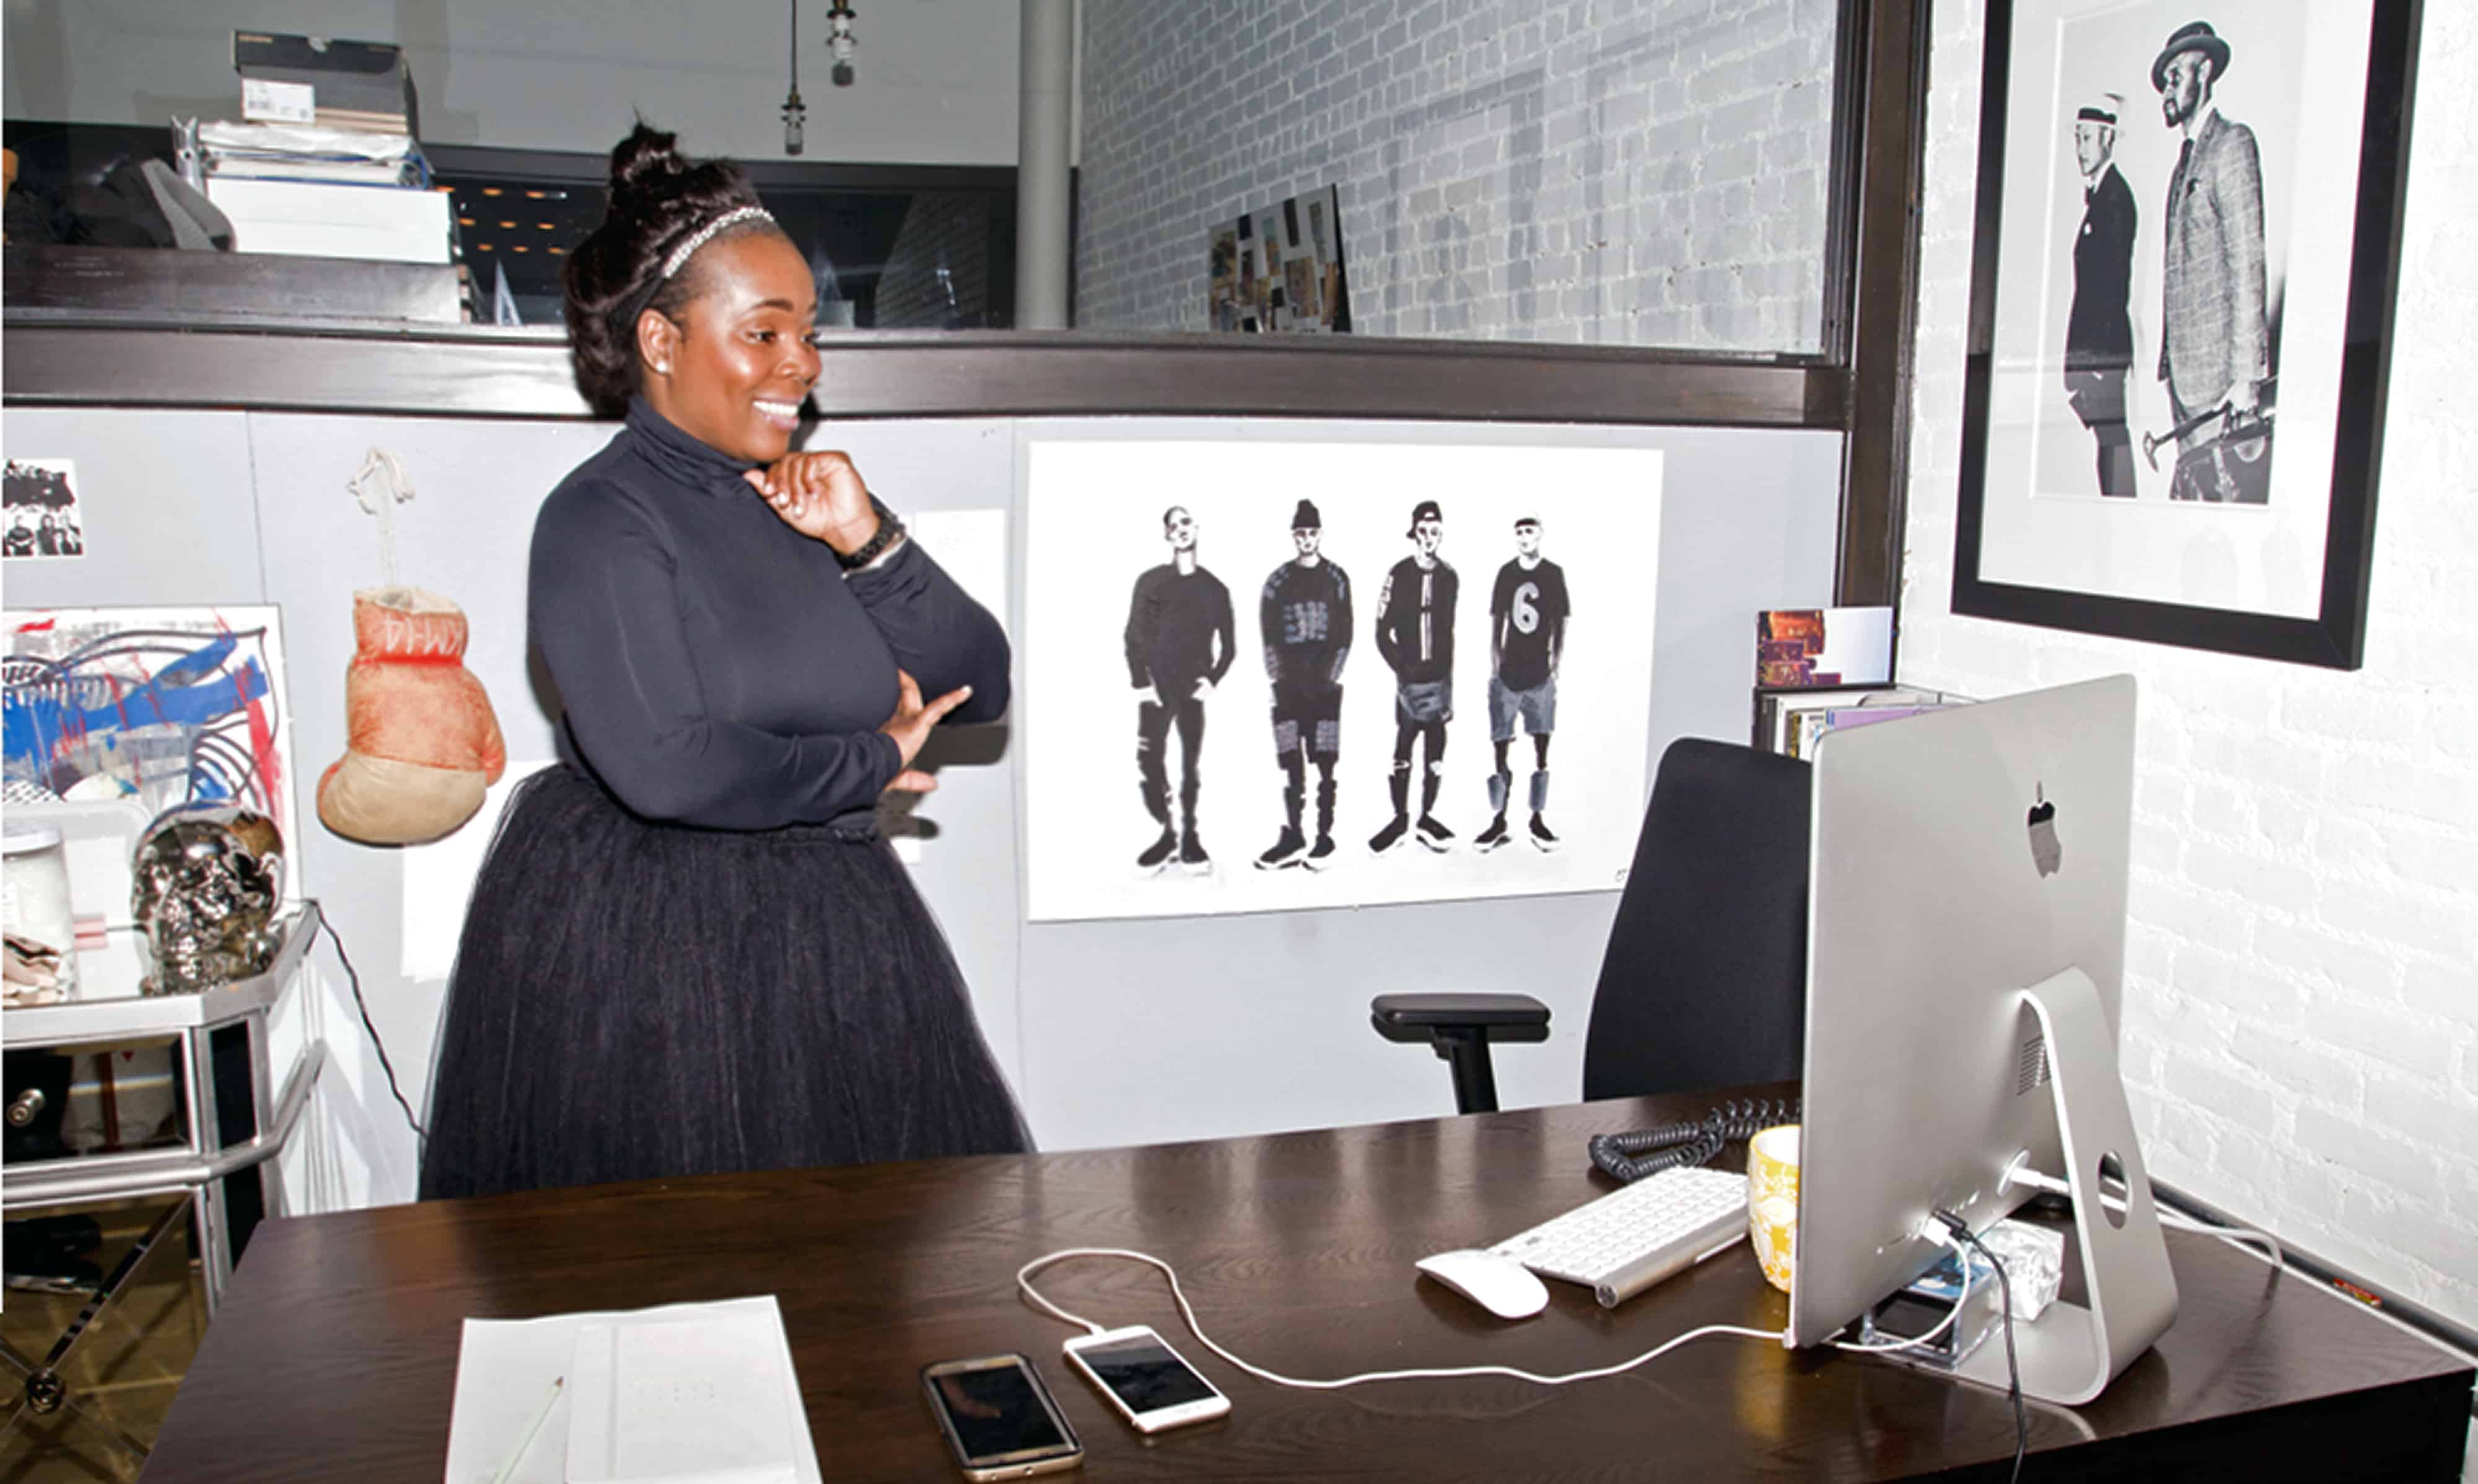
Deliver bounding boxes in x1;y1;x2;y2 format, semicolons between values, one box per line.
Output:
2153;18;2270;492
1255;499;1352;870
2065;91;2140;498
1370;499;1458;853
1124;505;1235;875
1478;517;1570;852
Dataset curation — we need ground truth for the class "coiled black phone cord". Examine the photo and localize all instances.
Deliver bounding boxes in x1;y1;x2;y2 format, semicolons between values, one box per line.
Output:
1587;1098;1800;1183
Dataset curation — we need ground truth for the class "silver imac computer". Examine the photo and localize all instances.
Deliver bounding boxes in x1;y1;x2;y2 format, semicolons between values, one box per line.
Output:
1788;674;2177;1405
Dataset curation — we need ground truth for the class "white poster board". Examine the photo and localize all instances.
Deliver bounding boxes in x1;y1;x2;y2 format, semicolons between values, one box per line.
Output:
1023;439;1661;922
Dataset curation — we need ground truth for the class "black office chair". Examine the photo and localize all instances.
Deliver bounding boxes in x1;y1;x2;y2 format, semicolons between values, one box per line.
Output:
1370;738;1811;1114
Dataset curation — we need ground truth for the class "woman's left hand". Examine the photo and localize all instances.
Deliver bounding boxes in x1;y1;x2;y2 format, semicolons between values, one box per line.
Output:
745;450;880;555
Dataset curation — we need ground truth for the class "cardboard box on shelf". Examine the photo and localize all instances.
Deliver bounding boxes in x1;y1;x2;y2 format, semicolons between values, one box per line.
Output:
232;32;420;137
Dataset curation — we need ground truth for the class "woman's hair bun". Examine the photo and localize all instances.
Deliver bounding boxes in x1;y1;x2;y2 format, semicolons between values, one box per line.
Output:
562;121;766;419
607;123;688;207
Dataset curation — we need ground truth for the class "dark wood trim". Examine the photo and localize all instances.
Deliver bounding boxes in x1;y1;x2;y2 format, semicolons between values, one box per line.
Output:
4;245;462;326
1833;0;1933;608
1;322;1839;427
1818;0;1870;367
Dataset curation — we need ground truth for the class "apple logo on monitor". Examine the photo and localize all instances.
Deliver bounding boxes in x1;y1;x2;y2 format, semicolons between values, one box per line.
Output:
2027;784;2062;877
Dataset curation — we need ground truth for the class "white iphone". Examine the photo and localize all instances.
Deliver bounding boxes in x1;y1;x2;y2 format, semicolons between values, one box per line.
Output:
1059;1325;1231;1434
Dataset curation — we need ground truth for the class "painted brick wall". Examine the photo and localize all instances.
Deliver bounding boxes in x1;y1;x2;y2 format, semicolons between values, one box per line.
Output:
1077;0;1837;350
875;194;997;329
1899;4;2478;1327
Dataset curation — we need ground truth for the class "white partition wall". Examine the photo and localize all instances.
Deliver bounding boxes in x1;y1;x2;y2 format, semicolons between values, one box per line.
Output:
2;403;1839;1200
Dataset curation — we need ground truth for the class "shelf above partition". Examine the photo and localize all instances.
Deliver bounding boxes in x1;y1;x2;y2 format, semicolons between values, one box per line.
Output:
1;317;1844;430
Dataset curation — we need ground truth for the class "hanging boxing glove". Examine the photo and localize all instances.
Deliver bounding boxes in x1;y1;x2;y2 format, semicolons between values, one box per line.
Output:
316;587;506;845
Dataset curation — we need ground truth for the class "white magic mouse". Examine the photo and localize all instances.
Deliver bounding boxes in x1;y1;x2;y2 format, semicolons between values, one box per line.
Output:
1416;1248;1551;1320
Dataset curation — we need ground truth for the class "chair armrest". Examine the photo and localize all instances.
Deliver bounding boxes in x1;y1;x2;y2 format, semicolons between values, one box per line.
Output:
1370;992;1552;1044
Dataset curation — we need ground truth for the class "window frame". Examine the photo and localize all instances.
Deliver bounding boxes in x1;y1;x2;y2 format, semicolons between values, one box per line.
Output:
0;0;1928;601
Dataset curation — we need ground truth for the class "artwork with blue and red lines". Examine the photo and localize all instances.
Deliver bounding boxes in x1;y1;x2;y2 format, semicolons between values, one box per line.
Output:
4;607;296;831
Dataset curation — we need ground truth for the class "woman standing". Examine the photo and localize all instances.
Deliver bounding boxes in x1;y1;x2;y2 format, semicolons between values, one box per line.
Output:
421;126;1025;1199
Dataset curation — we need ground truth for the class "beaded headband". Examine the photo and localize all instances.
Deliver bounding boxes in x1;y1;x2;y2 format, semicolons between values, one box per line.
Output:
658;204;774;280
605;204;777;339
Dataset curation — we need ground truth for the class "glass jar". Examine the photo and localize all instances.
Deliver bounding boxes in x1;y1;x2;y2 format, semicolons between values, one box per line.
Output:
3;823;79;1002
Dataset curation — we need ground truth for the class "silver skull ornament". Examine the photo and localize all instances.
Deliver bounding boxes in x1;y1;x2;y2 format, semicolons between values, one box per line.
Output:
130;804;284;994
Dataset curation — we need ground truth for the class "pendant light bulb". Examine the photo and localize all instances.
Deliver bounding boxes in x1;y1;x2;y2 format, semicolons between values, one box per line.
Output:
828;2;858;87
782;0;807;154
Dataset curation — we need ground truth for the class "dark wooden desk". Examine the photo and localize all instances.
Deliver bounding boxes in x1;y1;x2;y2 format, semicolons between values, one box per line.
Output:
146;1093;2471;1482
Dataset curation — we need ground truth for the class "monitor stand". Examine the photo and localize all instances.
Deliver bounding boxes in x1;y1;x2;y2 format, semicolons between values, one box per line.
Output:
1945;967;2180;1407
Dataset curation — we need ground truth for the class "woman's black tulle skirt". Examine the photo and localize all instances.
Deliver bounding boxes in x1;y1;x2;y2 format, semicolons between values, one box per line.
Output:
419;766;1027;1200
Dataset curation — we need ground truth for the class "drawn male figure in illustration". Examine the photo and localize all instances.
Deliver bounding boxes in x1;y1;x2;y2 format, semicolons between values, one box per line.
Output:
1124;505;1234;875
1370;499;1458;853
1476;517;1570;852
1256;499;1351;871
2065;92;2139;499
2153;19;2270;499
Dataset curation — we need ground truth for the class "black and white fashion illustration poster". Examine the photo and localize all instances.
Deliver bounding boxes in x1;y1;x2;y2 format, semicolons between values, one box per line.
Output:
1023;438;1660;923
4;459;87;561
1972;2;2374;618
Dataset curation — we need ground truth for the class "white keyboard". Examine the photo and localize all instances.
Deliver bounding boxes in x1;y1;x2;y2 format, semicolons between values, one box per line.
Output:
1491;1166;1750;1309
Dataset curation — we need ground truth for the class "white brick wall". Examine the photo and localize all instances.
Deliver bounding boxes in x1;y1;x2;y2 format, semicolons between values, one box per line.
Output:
1077;0;1836;351
1900;4;2478;1327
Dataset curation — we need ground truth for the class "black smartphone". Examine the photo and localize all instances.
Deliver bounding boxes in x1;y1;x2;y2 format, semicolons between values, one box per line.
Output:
921;1353;1084;1480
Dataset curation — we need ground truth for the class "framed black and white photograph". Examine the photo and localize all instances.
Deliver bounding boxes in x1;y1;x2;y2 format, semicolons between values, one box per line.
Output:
1953;0;2421;668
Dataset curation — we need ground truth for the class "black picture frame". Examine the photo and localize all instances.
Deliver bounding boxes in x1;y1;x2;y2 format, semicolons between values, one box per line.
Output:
1951;0;2422;668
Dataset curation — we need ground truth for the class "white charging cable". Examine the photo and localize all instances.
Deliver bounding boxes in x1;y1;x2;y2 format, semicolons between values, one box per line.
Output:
1830;1222;1978;1356
1016;1247;1789;1390
2001;1161;2285;1267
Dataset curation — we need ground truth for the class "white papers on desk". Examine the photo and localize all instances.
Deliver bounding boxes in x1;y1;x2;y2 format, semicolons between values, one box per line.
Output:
443;1295;820;1484
568;1314;796;1483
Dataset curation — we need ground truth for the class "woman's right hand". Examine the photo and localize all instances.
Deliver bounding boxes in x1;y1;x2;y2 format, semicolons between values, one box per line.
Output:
880;668;973;793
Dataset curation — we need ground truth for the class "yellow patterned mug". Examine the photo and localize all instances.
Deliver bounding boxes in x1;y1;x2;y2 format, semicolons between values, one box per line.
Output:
1747;1124;1801;1294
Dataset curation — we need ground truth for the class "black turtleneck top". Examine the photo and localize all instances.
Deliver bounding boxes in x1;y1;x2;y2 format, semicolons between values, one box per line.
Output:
528;398;1010;829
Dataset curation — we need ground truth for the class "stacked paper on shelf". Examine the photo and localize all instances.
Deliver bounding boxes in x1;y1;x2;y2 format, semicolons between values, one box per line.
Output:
204;175;449;262
197;120;445;263
198;121;425;187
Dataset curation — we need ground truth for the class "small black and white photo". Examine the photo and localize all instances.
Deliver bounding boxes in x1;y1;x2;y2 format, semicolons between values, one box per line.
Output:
1956;0;2415;662
3;458;88;561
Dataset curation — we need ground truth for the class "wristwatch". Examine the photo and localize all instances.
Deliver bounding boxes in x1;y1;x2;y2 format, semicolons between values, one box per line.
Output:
834;495;904;570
